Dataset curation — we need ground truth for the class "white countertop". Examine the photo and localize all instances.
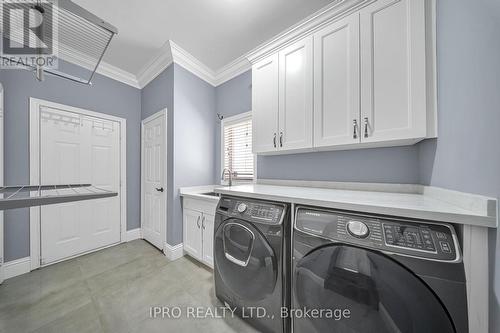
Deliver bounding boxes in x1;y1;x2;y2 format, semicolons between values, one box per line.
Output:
214;184;497;227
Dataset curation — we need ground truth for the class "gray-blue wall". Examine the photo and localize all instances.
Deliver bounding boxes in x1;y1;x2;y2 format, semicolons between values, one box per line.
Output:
418;0;500;331
214;70;252;182
172;65;216;245
214;0;500;329
214;69;420;185
258;147;419;183
0;67;142;262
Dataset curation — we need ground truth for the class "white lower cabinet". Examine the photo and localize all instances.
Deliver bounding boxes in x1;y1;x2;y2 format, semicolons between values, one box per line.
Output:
201;214;214;266
183;208;203;261
182;197;218;268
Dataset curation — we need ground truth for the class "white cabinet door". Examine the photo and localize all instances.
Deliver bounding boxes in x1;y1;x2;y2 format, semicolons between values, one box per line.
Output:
360;0;427;142
183;209;202;260
314;14;360;147
278;36;313;151
252;54;279;153
202;213;214;268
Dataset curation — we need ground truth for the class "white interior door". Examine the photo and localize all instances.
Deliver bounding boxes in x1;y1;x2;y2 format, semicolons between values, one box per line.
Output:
40;107;121;265
141;110;166;250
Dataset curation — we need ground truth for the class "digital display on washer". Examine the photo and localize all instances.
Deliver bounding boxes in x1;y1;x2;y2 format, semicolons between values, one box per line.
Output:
383;224;436;252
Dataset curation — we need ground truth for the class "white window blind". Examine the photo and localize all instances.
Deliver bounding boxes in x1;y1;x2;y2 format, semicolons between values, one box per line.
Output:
223;114;253;181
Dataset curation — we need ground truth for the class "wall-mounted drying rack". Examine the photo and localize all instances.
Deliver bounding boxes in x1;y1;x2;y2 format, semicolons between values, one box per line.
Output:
0;0;118;85
0;184;117;210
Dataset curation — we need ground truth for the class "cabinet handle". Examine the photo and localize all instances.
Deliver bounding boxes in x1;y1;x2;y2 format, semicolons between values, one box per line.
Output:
273;133;277;148
202;216;206;230
353;119;358;139
279;131;283;147
364;117;369;138
196;216;201;228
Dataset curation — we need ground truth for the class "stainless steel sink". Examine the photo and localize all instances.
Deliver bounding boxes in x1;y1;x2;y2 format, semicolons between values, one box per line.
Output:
201;192;219;197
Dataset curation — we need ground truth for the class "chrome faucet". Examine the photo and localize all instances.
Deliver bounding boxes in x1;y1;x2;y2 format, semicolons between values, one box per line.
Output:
221;168;235;186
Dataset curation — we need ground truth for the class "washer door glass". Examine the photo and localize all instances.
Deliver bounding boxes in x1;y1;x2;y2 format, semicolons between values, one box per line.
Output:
294;245;455;333
215;219;277;301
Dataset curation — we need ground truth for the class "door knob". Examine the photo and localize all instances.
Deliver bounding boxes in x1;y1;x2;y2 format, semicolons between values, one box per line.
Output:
155;187;164;192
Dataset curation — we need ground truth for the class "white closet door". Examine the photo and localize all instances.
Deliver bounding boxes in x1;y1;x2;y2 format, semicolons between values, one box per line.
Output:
40;107;120;265
278;36;313;151
314;14;360;147
84;116;121;250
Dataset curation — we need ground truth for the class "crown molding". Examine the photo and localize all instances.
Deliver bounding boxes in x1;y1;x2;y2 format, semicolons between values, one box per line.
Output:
96;62;141;89
136;42;173;88
58;47;140;88
169;40;217;86
246;0;375;64
135;40;252;88
57;0;376;89
213;55;252;86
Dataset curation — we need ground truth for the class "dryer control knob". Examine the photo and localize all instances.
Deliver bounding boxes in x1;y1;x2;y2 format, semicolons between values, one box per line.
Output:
347;220;370;238
237;203;248;213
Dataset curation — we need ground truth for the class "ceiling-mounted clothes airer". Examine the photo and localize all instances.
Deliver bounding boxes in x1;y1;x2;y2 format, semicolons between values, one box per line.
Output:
0;0;118;85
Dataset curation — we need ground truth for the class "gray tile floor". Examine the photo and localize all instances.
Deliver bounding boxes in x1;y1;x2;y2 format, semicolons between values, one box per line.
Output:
0;240;258;333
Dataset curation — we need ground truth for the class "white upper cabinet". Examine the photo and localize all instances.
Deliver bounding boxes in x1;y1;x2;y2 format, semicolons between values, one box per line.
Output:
252;54;279;154
278;36;313;151
313;14;360;148
250;0;435;154
360;0;428;143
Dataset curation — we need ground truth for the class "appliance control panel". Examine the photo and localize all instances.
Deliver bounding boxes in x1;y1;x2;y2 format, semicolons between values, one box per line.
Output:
218;197;285;225
295;207;459;261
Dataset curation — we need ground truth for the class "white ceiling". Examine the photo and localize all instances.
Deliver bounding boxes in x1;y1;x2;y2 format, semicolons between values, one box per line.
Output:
74;0;336;75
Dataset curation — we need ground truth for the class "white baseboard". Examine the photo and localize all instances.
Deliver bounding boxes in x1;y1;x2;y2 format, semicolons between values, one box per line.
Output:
163;242;184;261
4;257;31;280
126;228;142;242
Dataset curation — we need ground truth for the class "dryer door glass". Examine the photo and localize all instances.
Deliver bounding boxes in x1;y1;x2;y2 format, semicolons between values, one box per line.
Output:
215;219;277;301
294;245;455;333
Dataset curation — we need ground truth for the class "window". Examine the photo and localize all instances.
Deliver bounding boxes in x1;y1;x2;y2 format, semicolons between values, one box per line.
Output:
221;112;254;183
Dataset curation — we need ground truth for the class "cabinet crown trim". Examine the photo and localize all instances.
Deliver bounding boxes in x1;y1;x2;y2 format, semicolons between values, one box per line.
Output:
246;0;375;64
